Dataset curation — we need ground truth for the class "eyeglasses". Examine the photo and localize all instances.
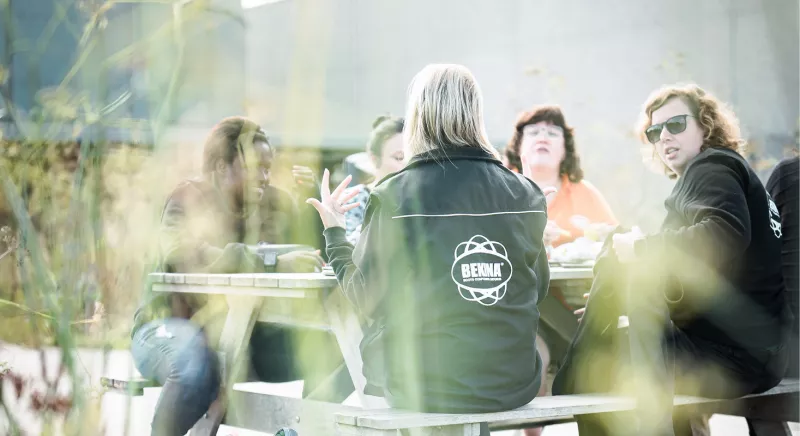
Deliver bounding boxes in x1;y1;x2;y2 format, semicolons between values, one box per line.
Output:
523;124;563;139
645;114;694;144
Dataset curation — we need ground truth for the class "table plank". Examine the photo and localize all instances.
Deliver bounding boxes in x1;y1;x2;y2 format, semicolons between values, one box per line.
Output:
150;269;590;289
151;273;339;288
164;273;185;284
152;283;312;299
549;267;592;281
230;274;256;287
184;274;210;285
208;275;232;286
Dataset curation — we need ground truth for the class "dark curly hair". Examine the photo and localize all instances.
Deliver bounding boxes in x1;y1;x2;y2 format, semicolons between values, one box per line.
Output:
507;105;584;183
202;116;269;175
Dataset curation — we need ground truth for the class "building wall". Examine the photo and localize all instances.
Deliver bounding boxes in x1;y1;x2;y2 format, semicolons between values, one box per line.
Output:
1;0;247;142
244;0;799;226
2;0;798;225
245;0;798;148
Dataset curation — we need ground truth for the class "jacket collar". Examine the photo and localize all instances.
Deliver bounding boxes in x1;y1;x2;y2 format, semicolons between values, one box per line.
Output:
409;145;499;166
375;145;500;187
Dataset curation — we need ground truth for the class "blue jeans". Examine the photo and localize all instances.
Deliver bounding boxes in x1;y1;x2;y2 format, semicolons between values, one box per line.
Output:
132;319;221;436
132;320;352;435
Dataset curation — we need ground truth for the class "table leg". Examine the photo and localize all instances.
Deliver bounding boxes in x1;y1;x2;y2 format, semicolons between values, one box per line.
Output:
323;289;388;409
191;295;262;436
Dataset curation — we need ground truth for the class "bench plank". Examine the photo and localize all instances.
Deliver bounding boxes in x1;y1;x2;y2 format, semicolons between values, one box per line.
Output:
228;382;360;434
100;376;159;396
216;425;271;436
337;379;800;431
336;423;482;436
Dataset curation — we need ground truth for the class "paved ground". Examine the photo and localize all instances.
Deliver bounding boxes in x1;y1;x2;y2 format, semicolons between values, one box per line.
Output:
0;343;796;435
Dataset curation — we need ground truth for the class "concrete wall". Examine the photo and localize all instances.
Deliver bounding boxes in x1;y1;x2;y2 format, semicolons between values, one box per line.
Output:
244;0;799;226
0;0;247;142
245;0;798;149
2;0;797;224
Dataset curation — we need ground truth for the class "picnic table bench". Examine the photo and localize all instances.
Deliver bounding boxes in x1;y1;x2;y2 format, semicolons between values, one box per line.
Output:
333;378;799;435
104;269;799;435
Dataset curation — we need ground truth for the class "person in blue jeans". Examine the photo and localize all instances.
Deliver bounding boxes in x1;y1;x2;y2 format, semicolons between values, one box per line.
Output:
131;116;331;435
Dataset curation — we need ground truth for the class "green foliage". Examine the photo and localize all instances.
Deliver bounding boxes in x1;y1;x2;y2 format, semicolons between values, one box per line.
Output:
0;0;229;432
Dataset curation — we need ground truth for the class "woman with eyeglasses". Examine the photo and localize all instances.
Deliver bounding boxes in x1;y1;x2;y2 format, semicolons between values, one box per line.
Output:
507;106;618;436
507;105;617;248
554;84;790;436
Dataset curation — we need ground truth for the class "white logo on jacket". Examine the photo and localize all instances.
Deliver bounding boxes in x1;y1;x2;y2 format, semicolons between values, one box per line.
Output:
767;192;782;238
451;235;513;306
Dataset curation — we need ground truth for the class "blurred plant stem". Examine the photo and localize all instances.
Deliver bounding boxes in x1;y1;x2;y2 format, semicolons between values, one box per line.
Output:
0;0;213;432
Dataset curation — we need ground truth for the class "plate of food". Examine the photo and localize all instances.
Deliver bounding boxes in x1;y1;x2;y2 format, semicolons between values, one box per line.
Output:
549;238;601;265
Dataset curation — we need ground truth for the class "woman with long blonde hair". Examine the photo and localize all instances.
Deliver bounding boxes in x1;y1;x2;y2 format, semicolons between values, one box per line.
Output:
308;65;551;433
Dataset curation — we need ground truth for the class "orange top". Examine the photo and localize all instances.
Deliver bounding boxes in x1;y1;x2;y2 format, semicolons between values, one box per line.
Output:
548;177;617;247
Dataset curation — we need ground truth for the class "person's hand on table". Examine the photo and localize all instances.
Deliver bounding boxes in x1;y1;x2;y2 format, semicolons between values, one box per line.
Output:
612;227;644;263
584;222;616;241
569;215;615;242
306;169;361;229
276;250;324;273
543;220;570;246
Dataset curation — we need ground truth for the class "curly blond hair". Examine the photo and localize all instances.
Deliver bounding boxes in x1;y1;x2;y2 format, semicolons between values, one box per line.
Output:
637;83;745;179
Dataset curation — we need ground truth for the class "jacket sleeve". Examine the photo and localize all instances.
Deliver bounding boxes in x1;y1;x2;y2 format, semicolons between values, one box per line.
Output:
324;193;396;316
534;246;550;304
634;156;751;268
766;160;792;214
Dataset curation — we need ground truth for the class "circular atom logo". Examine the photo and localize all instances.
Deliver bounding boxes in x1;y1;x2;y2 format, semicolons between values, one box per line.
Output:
450;235;513;306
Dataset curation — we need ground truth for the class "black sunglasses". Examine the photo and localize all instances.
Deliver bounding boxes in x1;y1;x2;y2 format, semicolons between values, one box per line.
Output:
645;114;694;144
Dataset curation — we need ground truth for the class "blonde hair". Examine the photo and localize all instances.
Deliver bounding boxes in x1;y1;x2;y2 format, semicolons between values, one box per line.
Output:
637;83;745;179
403;64;498;158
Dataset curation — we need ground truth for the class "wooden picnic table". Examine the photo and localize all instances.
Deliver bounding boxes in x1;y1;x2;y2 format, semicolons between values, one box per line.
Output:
148;266;593;432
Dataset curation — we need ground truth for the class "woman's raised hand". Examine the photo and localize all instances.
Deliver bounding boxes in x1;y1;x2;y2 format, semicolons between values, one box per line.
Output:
305;169;361;229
